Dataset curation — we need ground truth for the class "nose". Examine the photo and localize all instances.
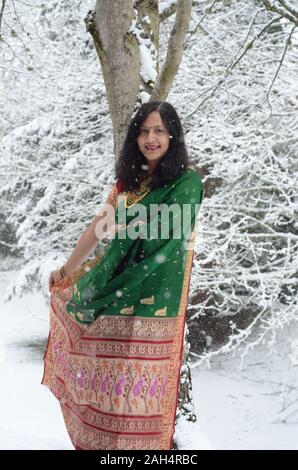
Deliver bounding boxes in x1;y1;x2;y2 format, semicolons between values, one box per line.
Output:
146;129;157;142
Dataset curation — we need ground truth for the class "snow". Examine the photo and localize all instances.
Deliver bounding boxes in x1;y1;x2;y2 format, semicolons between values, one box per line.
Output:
0;261;297;450
0;363;72;450
128;8;158;87
192;341;298;450
0;264;73;449
159;1;175;15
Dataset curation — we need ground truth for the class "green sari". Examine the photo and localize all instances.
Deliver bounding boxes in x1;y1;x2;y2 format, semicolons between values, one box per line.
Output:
41;167;204;450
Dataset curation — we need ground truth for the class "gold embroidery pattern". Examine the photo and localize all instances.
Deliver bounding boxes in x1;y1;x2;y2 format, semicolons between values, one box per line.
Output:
140;295;155;305
66;252;103;284
73;284;81;301
61;401;162;450
87;315;176;339
76;312;85;321
120;305;134;315
70;338;172;359
67;309;77;320
123;175;153;208
154;307;167;317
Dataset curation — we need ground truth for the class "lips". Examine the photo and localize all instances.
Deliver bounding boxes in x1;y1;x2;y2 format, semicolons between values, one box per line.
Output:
145;146;160;150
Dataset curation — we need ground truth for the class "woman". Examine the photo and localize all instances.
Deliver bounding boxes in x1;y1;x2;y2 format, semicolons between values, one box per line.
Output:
41;101;204;450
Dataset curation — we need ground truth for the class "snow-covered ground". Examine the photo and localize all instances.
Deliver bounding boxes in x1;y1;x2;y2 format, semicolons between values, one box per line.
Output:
191;346;298;450
0;261;297;450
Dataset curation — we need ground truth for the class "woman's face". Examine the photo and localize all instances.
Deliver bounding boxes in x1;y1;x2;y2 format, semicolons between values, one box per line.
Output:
136;111;170;164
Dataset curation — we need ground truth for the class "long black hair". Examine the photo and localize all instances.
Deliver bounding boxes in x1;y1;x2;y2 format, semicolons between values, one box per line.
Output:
115;101;190;191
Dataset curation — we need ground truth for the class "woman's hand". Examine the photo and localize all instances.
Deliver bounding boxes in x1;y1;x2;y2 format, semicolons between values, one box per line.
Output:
49;269;63;292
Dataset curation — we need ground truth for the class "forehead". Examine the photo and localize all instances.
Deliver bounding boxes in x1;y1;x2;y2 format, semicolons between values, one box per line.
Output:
141;111;165;128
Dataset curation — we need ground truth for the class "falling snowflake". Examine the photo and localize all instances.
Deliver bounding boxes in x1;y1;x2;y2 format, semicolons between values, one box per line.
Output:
155;254;166;263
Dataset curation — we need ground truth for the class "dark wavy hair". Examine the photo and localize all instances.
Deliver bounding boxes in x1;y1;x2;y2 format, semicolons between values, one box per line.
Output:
115;101;191;191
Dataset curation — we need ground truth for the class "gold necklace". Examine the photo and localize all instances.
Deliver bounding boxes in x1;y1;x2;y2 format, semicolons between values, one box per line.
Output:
124;174;153;208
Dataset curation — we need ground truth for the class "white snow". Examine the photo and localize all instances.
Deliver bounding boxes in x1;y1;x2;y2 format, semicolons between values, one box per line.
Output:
0;265;73;449
128;8;158;88
191;339;298;450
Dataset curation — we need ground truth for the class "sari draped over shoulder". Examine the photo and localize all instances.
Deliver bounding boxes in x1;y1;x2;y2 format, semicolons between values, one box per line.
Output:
41;168;204;450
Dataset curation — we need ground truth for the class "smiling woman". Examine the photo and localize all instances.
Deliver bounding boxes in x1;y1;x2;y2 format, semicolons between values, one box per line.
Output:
42;101;204;450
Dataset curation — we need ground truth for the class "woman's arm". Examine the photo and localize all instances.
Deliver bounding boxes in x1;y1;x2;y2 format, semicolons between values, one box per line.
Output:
62;184;118;276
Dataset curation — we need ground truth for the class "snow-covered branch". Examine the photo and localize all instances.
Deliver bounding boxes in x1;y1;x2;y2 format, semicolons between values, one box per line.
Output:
263;0;298;26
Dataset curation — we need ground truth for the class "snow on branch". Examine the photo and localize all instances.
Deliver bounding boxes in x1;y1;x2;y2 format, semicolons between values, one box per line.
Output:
263;0;298;26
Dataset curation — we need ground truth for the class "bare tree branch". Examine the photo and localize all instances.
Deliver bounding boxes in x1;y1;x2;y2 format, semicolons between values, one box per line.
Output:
0;0;6;37
151;0;192;101
263;0;298;26
185;0;222;47
277;0;298;19
159;0;176;22
11;0;28;36
262;23;296;120
184;12;281;124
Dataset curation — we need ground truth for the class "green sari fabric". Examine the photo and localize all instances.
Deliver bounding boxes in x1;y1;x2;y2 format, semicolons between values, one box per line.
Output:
65;168;203;324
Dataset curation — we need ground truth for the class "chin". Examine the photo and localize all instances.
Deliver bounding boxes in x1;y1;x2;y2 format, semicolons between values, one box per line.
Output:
144;151;165;160
146;155;162;160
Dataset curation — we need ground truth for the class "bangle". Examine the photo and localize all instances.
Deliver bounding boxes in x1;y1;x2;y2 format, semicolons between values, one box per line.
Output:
59;265;66;278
